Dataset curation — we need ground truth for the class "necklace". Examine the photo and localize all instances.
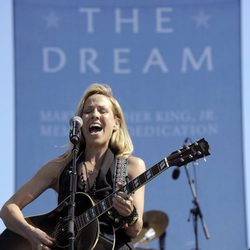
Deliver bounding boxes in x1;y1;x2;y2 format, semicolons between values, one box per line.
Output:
79;162;96;183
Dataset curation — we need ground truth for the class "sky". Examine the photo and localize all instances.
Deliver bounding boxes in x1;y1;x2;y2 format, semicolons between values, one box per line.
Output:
0;0;249;247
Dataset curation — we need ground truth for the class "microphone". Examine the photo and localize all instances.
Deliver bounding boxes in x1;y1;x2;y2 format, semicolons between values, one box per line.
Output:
172;167;180;180
69;116;83;144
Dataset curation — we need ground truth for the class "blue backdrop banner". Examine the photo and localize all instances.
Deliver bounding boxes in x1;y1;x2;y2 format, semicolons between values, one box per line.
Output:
14;0;246;249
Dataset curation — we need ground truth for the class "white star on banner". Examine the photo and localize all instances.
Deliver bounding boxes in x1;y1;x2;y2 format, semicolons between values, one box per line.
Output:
192;9;211;28
43;11;60;28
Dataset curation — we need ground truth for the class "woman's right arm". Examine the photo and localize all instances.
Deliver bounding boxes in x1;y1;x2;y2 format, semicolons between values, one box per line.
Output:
0;160;61;249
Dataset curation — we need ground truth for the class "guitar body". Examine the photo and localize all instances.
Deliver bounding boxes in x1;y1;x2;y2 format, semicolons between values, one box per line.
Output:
0;193;115;250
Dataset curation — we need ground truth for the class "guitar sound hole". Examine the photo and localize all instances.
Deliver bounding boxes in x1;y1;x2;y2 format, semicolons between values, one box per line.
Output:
54;221;71;247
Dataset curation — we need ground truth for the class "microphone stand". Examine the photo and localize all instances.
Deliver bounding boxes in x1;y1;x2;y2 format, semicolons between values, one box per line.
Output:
159;231;166;250
184;163;210;250
67;140;80;250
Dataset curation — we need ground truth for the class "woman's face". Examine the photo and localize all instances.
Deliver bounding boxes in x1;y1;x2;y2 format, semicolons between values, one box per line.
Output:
81;94;119;148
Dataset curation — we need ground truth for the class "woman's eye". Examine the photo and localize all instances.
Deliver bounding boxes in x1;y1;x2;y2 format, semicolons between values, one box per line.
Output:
83;109;91;114
100;109;108;114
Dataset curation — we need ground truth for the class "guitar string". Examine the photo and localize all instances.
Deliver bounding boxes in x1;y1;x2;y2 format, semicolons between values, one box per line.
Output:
53;141;206;244
52;198;111;243
54;206;106;245
53;187;124;244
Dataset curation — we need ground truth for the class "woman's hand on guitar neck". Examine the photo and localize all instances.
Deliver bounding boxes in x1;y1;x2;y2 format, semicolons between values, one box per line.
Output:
28;226;55;250
112;182;134;217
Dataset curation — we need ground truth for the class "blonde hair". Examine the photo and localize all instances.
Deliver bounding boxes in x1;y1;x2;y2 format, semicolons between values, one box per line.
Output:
57;83;133;163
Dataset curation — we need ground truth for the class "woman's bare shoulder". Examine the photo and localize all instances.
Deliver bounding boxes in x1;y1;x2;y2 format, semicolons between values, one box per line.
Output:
127;155;146;178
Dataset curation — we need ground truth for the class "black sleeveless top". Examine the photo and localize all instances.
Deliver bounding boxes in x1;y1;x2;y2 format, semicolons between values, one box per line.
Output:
58;149;135;250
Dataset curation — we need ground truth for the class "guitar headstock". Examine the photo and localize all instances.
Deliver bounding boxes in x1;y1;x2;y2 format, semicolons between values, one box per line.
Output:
168;138;210;167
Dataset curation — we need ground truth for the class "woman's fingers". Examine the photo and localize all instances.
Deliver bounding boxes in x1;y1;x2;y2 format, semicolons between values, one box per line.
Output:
113;192;134;216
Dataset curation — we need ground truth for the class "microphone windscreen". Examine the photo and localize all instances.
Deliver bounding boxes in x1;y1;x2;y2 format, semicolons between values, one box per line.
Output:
70;116;83;127
172;168;180;180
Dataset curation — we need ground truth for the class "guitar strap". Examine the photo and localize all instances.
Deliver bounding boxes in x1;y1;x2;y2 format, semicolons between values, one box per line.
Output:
113;157;128;192
106;157;129;229
112;157;138;250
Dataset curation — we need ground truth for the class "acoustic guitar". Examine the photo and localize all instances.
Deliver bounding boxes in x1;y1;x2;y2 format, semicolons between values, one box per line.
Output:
0;138;210;250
